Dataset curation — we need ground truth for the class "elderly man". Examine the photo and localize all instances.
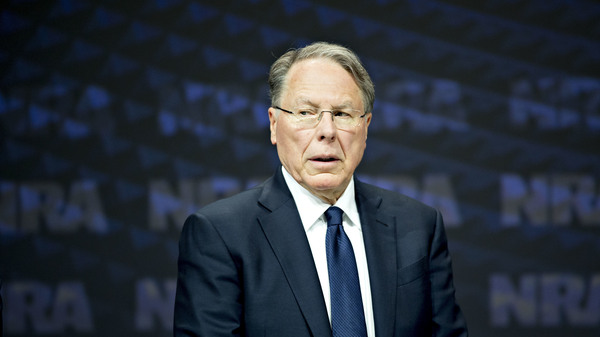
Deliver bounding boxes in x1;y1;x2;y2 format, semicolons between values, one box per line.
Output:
174;41;468;337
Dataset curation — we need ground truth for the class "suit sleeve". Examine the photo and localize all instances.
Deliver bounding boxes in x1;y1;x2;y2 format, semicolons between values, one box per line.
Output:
174;213;243;337
429;209;469;337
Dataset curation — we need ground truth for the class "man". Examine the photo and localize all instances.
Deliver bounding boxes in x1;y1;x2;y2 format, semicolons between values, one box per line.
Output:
174;42;468;336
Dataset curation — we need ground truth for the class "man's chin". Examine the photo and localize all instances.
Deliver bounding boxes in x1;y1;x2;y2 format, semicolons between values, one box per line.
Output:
303;174;348;194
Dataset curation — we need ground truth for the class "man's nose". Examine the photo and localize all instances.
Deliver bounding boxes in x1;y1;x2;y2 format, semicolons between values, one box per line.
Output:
316;111;337;139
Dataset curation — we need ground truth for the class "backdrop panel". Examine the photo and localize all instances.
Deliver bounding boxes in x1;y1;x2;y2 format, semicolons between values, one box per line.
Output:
1;1;599;336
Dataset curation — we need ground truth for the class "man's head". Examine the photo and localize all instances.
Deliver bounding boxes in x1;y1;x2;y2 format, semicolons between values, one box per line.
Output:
267;42;374;204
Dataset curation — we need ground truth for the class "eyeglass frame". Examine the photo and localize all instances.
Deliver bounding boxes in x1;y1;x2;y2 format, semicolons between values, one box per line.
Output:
273;106;369;129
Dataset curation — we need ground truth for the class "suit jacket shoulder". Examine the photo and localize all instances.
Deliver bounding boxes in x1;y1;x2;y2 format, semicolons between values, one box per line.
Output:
355;179;439;230
195;173;294;221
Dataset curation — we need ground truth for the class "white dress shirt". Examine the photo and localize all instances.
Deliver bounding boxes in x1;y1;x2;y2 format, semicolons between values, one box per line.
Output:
281;167;375;337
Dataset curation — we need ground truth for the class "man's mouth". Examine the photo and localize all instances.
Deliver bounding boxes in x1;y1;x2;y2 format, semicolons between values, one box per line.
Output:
311;156;339;162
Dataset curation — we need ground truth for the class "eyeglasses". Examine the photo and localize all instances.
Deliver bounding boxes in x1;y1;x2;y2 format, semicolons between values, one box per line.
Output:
274;106;368;130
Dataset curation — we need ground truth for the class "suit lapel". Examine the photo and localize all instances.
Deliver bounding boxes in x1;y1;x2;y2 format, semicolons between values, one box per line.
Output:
356;181;397;337
257;170;332;337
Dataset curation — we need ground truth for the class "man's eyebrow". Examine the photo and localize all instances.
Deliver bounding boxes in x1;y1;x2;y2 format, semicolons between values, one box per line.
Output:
329;102;360;111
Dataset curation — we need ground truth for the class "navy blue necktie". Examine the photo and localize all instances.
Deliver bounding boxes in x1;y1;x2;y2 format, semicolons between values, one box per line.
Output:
325;206;367;337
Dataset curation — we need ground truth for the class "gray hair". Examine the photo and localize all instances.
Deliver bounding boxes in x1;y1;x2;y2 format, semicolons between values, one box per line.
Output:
268;42;375;114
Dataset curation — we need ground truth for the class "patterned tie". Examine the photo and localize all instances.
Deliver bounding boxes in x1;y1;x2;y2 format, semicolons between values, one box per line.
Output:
325;206;367;337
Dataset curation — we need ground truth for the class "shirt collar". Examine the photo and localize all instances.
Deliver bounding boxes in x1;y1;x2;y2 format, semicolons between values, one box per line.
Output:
281;166;361;231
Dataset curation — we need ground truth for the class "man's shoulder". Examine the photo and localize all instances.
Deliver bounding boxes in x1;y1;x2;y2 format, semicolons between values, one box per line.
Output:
198;181;267;217
356;179;436;214
193;172;290;219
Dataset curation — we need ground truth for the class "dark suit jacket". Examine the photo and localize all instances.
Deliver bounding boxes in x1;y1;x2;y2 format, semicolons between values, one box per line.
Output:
174;168;468;336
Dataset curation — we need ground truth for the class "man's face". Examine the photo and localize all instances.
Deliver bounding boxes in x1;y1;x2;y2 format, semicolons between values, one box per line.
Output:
268;58;371;204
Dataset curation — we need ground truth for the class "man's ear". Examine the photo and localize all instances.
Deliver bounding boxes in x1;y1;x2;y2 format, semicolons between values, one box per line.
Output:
364;112;372;138
268;107;277;145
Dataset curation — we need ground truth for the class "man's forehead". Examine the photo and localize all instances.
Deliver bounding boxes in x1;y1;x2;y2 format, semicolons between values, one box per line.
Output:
290;97;357;108
279;58;363;109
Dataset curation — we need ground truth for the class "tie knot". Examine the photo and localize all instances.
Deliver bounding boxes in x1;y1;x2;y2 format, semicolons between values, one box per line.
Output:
325;206;343;227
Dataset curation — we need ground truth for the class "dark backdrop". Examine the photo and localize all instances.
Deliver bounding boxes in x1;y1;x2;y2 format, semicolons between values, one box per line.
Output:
1;0;599;336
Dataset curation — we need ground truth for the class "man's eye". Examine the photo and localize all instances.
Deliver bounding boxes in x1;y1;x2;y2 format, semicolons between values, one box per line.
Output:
334;111;352;118
298;110;317;116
